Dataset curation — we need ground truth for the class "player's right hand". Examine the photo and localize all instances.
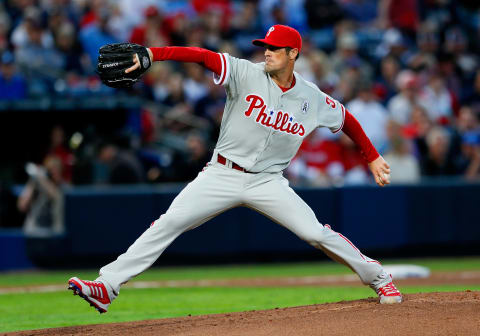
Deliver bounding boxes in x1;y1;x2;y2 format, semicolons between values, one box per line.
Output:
368;156;391;187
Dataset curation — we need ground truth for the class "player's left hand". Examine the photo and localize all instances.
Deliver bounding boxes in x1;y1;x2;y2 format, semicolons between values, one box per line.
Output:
96;43;152;88
368;156;390;187
125;48;153;74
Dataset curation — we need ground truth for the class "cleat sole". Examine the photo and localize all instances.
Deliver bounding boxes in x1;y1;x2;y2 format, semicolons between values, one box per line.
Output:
380;296;402;304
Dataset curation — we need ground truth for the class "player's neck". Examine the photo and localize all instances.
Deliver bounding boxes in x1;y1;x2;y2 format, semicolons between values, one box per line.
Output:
270;69;295;89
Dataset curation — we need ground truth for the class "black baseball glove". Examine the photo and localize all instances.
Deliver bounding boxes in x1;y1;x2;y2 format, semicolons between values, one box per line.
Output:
96;43;152;88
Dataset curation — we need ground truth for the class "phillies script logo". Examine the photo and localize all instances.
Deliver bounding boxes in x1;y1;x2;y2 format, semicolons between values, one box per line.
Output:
244;94;305;136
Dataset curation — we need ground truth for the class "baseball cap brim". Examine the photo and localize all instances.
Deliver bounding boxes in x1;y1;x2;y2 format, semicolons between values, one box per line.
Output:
252;39;286;48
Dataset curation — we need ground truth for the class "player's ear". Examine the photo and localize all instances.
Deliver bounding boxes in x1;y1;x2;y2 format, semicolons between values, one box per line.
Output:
288;48;299;61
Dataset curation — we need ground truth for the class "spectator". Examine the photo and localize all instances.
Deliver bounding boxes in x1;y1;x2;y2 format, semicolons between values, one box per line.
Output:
418;73;453;125
421;126;457;176
17;156;65;237
46;125;74;183
453;106;480;179
129;5;169;47
192;0;233;33
194;77;226;142
54;22;86;75
159;72;186;107
0;51;27;100
347;80;389;153
331;32;372;81
375;55;400;104
437;52;463;103
116;0;162;32
174;131;213;182
182;63;209;104
11;6;54;50
15;17;63;94
202;8;225;51
229;1;263;55
403;104;434;139
144;62;173;102
258;0;307;32
388;70;420;125
184;22;208;48
165;13;189;46
456;105;479;134
383;120;420;183
407;23;439;73
460;131;480;180
375;28;410;65
444;27;478;80
378;0;419;38
106;3;132;41
96;142;145;185
341;0;378;25
79;7;118;67
332;65;362;103
307;50;339;95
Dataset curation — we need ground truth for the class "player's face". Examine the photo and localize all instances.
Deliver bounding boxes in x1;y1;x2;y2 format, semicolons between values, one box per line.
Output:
264;45;290;74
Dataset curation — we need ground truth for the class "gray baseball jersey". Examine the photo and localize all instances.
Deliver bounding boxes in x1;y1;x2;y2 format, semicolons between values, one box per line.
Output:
212;53;345;173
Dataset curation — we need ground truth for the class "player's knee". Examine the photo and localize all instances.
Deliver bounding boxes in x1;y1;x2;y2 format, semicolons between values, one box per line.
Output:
302;225;327;248
151;213;188;232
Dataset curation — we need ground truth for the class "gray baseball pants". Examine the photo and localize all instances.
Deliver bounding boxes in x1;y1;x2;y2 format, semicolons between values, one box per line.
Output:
98;161;384;294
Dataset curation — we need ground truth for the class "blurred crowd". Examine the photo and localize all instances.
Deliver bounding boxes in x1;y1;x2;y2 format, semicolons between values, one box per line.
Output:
2;0;480;189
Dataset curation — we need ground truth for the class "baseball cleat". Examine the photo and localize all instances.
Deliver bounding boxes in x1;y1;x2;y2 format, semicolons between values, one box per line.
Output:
370;273;402;304
374;281;402;304
68;277;114;313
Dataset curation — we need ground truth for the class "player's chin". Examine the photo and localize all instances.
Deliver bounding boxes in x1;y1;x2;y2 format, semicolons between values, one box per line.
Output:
264;64;276;74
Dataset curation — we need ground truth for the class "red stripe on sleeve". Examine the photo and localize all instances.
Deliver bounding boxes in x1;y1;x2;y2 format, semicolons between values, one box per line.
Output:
218;53;227;85
332;104;346;133
342;110;379;163
150;47;222;77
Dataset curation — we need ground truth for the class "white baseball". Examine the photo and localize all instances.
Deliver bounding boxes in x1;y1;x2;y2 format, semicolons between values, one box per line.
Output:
383;173;391;182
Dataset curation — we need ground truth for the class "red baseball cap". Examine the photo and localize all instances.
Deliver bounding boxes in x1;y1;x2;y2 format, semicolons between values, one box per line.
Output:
252;25;302;53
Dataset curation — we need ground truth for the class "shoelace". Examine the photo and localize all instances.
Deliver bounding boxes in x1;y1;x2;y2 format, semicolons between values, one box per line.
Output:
378;282;400;296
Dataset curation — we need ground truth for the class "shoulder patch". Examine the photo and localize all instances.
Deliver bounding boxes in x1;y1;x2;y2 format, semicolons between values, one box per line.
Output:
301;100;309;114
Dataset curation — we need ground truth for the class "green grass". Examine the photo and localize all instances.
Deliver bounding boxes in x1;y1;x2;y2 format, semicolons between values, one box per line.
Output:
0;257;479;332
1;285;479;332
0;256;479;287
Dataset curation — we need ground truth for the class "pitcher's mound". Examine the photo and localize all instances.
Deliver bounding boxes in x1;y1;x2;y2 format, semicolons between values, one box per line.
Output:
10;291;480;336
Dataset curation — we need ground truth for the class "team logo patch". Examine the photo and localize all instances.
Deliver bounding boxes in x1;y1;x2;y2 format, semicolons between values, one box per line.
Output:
267;26;275;37
301;100;309;114
142;56;150;69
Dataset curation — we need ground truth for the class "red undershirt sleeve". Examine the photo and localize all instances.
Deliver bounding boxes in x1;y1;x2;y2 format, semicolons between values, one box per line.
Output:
150;47;222;77
342;110;379;163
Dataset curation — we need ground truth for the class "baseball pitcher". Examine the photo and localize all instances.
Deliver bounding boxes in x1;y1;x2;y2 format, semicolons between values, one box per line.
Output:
68;25;401;313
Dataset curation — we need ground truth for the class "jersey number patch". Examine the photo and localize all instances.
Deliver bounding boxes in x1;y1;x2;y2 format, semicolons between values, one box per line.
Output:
325;96;336;108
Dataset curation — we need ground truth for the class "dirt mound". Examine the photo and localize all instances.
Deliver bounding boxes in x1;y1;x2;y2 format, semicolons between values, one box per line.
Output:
7;291;480;336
